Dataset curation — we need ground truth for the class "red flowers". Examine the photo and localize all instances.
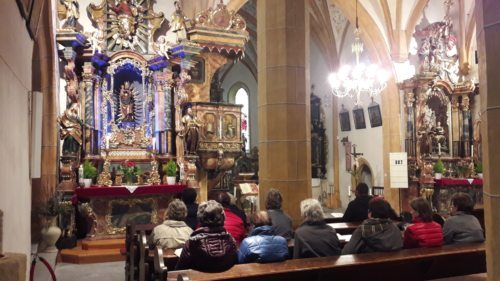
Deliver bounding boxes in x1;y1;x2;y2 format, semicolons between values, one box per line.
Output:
125;160;136;167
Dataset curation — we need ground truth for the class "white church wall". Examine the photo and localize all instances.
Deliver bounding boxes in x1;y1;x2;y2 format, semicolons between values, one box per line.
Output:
310;40;335;202
0;0;34;267
336;24;384;210
221;62;258;149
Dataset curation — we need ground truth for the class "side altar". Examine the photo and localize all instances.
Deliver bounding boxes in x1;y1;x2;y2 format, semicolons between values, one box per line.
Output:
75;185;185;238
398;1;482;214
54;1;249;238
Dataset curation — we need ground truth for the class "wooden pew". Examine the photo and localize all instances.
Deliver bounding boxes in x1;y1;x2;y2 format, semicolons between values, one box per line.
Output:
326;222;359;235
162;243;485;281
125;224;156;281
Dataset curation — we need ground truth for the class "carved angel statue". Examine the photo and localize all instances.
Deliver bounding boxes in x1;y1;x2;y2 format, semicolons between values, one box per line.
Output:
87;30;103;54
59;0;80;29
153;36;171;59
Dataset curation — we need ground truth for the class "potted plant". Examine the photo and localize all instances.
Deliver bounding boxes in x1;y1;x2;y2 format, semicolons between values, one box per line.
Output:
475;162;483;179
119;160;141;185
82;160;97;187
433;159;444;179
163;160;177;185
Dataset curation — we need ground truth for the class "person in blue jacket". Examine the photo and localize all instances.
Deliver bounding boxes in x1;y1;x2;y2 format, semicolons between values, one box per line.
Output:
238;211;289;263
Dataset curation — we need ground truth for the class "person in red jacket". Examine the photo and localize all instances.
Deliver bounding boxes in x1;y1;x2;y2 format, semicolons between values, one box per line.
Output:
404;198;443;248
215;191;247;244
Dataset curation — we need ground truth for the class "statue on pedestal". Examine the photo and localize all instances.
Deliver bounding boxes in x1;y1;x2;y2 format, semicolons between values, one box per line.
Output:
182;107;202;154
58;103;83;155
59;0;80;30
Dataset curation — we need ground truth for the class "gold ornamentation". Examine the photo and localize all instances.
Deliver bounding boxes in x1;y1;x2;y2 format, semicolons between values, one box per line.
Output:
148;152;161;185
97;152;113;186
81;203;97;237
104;198;158;235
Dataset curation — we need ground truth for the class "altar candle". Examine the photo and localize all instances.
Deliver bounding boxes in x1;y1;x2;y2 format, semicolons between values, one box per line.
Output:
438;143;441;155
471;145;474;158
152;137;156;150
105;134;110;149
348;185;352;197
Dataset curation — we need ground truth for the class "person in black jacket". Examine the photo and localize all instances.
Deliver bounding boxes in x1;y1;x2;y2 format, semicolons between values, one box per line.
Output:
343;183;373;222
181;187;199;230
342;198;403;254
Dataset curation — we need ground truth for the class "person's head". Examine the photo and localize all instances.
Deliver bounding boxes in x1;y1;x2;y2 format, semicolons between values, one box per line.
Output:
368;198;392;219
450;193;474;214
250;211;272;228
300;199;324;223
355;183;369;197
197;200;225;227
215;191;231;208
181;187;197;205
410;198;433;222
166;199;188;221
265;189;283;210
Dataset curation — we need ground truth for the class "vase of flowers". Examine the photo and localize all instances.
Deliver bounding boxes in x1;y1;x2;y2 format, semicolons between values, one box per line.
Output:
82;160;97;187
119;160;141;184
163;160;177;185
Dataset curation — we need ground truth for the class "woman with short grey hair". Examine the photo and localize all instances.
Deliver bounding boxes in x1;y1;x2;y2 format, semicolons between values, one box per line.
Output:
176;200;238;272
151;199;193;249
294;199;341;259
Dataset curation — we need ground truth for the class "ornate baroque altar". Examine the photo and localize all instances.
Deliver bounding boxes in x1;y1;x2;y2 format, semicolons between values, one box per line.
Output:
55;0;249;237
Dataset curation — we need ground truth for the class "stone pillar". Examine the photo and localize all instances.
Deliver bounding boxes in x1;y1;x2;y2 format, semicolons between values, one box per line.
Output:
476;1;500;279
257;0;311;225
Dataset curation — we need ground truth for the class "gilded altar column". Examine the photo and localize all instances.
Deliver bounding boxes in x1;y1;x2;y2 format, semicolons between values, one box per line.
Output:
476;0;500;279
461;95;471;157
257;0;311;224
405;92;416;156
451;95;459;156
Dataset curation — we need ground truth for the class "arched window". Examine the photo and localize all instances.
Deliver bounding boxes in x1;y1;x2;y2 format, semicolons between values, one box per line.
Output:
228;83;250;152
235;88;250;152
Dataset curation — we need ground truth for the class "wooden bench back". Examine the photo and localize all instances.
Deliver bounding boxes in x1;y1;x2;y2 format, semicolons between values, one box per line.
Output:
164;243;485;281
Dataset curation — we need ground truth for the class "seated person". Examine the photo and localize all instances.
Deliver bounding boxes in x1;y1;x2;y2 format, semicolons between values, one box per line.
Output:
265;188;294;240
342;199;403;254
215;191;247;244
238;211;288;263
404;198;443;248
343;183;373;222
181;187;199;230
294;199;341;258
443;193;484;244
175;200;238;272
150;199;193;249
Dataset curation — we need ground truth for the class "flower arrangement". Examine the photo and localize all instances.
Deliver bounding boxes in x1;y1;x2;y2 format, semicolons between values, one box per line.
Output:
119;160;142;183
475;162;483;174
83;160;97;179
433;159;445;174
163;160;177;177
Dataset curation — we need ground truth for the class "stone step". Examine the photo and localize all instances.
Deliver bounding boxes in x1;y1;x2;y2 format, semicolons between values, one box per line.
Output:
60;247;125;264
81;238;125;250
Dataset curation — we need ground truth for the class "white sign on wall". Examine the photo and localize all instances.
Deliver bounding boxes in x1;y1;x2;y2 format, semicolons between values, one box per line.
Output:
389;152;408;188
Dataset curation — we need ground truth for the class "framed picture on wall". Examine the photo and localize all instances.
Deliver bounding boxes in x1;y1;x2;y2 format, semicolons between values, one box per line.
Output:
188;56;205;84
339;106;351;132
368;102;383;127
353;106;366;129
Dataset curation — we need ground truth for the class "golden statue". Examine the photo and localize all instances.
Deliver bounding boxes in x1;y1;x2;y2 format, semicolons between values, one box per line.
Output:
182;107;202;154
171;1;188;43
119;81;135;122
59;0;80;30
58;102;82;155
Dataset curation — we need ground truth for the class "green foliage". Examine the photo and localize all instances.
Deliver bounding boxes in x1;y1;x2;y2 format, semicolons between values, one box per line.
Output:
475;162;483;174
39;192;72;217
164;160;177;177
433;159;445;174
83;160;97;179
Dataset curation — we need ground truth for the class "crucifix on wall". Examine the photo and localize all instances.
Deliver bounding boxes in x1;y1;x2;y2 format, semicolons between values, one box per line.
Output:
341;137;363;172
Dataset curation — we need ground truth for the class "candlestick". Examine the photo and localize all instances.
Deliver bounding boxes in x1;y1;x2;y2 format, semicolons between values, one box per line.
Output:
105;134;110;149
347;185;352;197
471;145;474;158
438;143;441;156
152;137;156;150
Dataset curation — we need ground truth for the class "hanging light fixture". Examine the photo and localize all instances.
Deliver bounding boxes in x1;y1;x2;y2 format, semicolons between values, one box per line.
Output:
328;0;389;105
